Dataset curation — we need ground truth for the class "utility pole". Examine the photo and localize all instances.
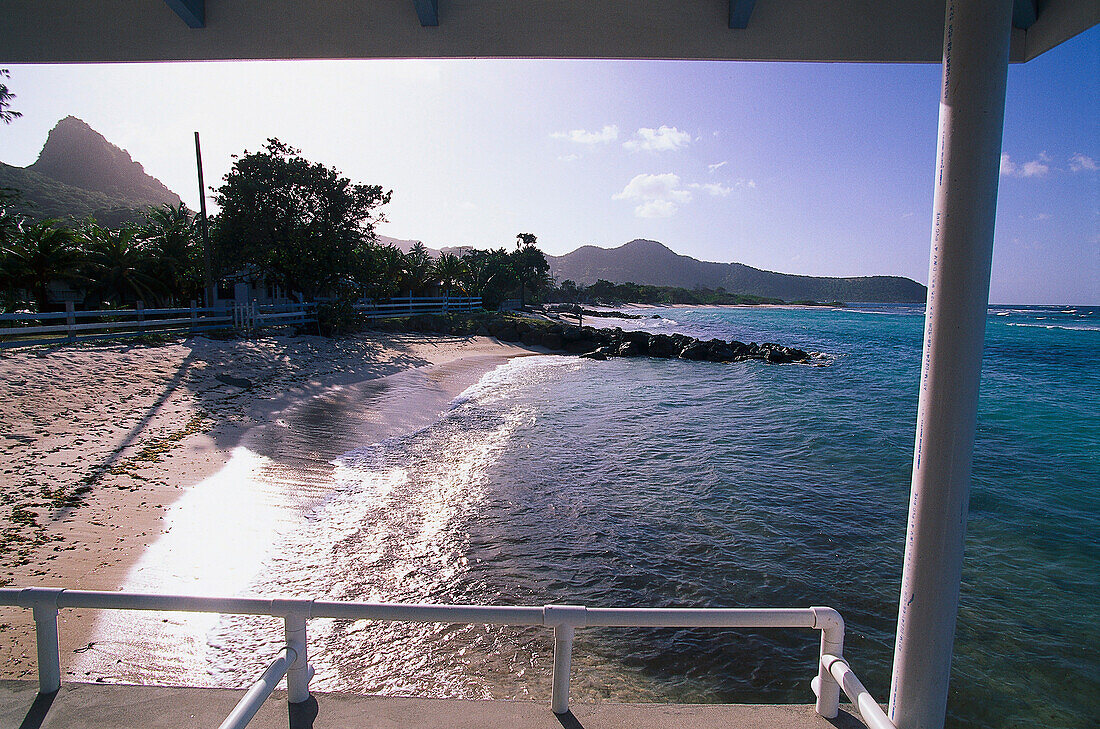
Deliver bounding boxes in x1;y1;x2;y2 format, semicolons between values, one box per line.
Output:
194;131;214;308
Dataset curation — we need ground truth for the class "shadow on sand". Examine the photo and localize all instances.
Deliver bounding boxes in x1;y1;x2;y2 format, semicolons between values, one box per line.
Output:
64;331;446;501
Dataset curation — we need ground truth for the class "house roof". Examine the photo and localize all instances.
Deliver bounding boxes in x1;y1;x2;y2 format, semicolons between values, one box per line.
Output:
0;0;1096;65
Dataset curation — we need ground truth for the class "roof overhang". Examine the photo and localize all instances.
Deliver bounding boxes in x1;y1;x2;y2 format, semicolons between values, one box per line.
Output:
0;0;1096;65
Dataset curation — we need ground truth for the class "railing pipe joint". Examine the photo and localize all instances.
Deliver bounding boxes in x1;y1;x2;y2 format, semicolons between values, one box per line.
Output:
270;597;315;618
17;587;65;609
281;609;312;705
811;606;844;719
543;604;587;628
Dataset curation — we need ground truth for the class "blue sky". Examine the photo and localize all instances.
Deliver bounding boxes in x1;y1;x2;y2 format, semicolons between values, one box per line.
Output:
2;26;1097;304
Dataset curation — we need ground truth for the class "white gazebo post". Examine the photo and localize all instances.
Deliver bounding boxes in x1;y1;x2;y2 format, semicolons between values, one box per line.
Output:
889;0;1014;727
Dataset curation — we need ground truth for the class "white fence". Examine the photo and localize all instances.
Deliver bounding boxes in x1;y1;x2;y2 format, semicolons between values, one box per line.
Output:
0;586;895;729
0;301;315;348
354;294;482;319
0;296;482;347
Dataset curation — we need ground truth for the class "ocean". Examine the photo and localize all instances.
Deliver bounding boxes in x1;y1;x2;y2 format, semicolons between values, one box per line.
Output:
80;304;1099;729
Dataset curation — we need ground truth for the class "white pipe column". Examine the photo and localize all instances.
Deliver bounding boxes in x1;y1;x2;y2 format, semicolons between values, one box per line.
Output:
889;1;1013;727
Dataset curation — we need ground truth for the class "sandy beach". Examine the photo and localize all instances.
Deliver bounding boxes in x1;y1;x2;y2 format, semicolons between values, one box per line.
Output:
0;331;534;680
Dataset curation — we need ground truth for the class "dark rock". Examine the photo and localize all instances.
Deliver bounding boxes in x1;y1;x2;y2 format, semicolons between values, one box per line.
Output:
476;325;491;337
679;342;710;360
565;339;598;353
498;327;520;342
561;326;585;343
706;341;735;361
541;332;564;350
216;374;253;389
581;348;608;360
581;308;643;320
762;345;810;363
728;341;752;359
519;330;540;345
645;334;675;358
617;340;642;357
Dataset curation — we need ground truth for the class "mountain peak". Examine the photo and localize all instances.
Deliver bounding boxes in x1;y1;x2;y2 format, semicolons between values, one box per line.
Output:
27;116;180;208
618;238;676;255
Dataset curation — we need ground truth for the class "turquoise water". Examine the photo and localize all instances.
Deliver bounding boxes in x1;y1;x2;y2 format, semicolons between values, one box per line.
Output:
87;303;1099;728
431;304;1099;728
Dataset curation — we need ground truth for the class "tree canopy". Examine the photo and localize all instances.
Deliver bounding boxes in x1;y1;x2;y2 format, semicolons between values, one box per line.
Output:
212;138;391;302
512;233;552;306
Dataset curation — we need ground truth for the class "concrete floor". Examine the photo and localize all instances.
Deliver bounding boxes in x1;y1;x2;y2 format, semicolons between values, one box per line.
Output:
0;680;869;729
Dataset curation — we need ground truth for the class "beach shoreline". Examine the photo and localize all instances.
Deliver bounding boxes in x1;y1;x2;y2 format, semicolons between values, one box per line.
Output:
0;331;535;680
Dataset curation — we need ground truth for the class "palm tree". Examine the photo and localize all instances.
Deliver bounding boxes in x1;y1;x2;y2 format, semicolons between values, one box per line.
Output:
371;244;406;300
1;218;83;311
402;242;435;295
512;233;551;307
81;223;162;306
141;204;201;305
434;253;468;294
461;248;509;291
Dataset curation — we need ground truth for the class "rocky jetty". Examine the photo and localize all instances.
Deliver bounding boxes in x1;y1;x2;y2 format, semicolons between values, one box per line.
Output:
541;303;645;320
371;313;813;365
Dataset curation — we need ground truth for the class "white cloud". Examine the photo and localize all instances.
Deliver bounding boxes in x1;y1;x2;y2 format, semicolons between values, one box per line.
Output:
1000;152;1050;178
708;161;728;173
613;173;693;217
689;182;733;196
623;126;692;152
550;125;619;145
1034;212;1051;221
557;153;581;162
1021;160;1050;177
1069;153;1098;172
613;172;755;218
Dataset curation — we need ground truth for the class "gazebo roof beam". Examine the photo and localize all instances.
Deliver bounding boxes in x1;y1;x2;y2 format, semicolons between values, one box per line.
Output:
729;0;758;29
163;0;204;29
1013;0;1038;28
414;0;440;27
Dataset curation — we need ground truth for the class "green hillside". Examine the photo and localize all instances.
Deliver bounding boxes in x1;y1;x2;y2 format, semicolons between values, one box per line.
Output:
0;163;155;227
549;239;927;303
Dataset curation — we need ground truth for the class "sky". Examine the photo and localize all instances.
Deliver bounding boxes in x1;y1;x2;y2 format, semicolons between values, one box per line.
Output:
1;26;1097;304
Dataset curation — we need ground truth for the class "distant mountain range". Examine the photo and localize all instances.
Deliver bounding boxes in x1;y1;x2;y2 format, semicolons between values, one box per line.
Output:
548;239;926;303
376;235;472;259
0;116;180;227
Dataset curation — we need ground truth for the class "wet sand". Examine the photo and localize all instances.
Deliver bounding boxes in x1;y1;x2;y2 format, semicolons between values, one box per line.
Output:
0;331;534;679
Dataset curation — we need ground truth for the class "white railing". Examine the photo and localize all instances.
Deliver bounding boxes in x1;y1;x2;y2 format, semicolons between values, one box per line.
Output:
354;294;482;320
0;586;894;729
819;654;896;729
0;301;315;347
